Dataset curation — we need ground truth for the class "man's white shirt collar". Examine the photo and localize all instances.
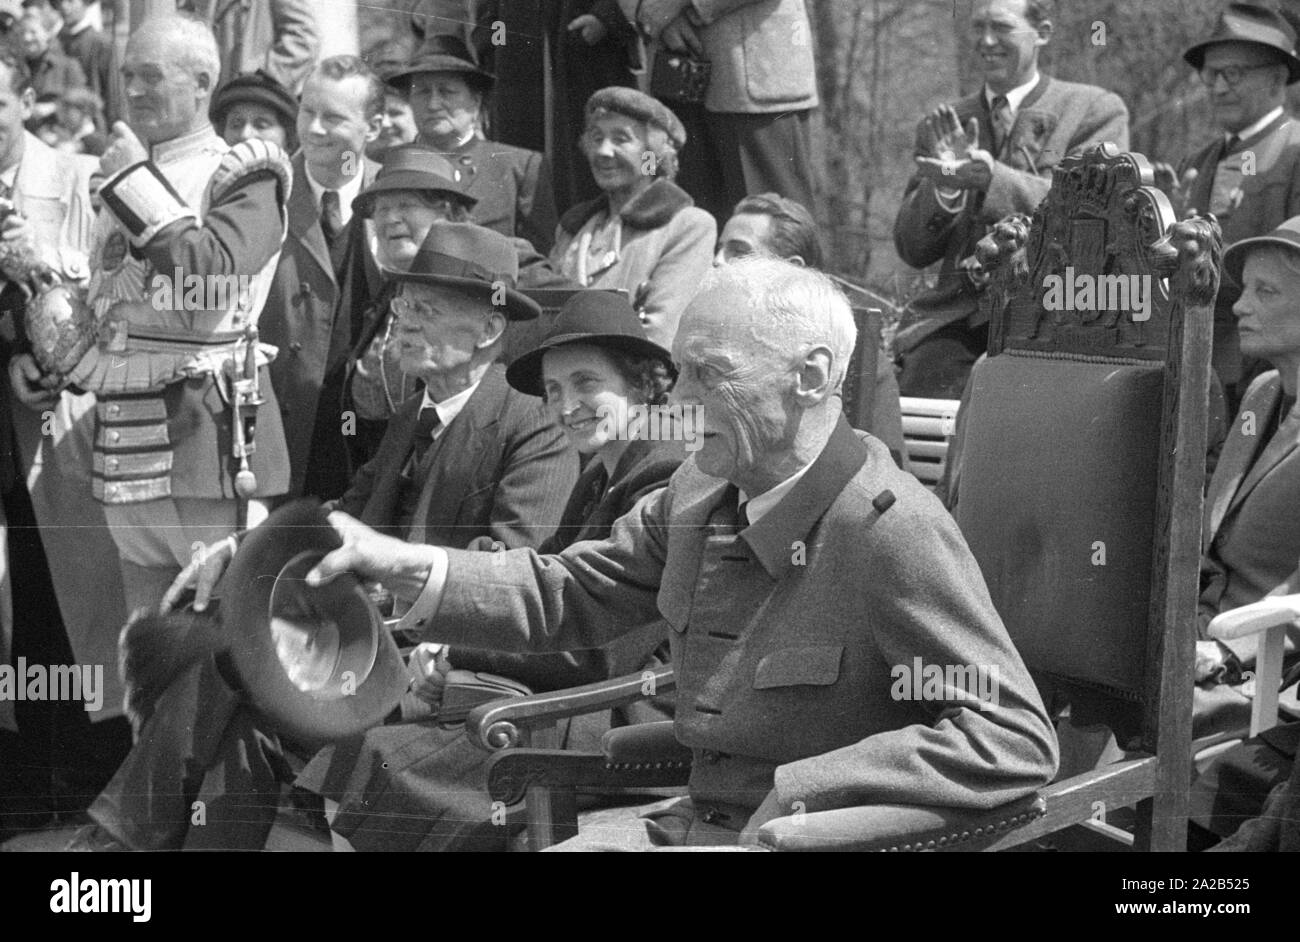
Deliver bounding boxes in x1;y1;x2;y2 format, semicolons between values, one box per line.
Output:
985;71;1040;119
1231;106;1284;146
419;380;481;438
305;166;366;228
739;460;815;528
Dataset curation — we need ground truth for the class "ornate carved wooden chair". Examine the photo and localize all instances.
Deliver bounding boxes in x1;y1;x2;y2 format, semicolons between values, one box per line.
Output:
469;145;1221;850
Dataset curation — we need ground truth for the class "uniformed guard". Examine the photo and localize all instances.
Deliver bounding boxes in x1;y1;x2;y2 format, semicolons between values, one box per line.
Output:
30;14;292;614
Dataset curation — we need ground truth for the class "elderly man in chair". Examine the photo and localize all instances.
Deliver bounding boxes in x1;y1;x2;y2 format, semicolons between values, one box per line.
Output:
304;257;1059;850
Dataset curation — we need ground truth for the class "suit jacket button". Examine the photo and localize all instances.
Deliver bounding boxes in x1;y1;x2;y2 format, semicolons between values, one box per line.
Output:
290;342;303;353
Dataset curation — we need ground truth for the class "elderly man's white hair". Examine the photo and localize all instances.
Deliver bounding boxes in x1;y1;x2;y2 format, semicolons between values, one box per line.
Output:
700;256;857;392
129;13;221;89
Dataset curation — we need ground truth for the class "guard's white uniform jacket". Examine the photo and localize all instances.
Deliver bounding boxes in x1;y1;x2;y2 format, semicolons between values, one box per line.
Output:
67;126;292;504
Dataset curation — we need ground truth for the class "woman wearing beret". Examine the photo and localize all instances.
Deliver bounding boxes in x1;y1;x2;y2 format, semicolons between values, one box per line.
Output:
551;86;716;349
209;69;299;152
386;34;559;255
305;291;682;852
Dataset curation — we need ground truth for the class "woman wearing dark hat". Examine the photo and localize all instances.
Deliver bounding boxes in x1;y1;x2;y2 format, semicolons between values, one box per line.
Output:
386;34;559;254
551;86;716;349
209;69;299;152
1186;217;1300;848
307;291;682;852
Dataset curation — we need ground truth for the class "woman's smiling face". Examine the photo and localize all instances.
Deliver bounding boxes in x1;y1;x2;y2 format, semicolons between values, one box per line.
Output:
542;343;638;456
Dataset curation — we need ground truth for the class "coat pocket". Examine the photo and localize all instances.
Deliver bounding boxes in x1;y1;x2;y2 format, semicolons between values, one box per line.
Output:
753;644;843;688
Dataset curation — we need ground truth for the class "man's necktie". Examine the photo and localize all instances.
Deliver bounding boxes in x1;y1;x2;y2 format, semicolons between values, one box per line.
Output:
990;95;1012;155
320;189;343;247
0;180;12;203
411;406;441;468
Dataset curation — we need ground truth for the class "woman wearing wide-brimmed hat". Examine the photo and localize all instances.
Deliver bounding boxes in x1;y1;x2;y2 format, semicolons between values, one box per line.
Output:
303;290;682;852
386;33;559;254
550;86;716;349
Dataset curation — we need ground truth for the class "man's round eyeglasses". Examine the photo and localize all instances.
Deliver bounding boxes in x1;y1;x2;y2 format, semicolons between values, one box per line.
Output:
1199;64;1275;88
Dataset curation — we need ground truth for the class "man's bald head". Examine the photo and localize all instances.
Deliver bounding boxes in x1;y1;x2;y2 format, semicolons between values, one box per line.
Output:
122;14;221;143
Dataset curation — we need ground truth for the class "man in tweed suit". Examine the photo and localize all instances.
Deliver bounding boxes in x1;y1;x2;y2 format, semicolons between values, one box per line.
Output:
307;257;1059;849
892;0;1129;399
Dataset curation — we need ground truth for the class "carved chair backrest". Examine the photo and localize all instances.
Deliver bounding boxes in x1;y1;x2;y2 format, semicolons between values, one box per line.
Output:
954;142;1219;749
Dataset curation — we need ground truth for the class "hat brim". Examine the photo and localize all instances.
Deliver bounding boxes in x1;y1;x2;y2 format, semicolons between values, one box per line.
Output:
353;173;477;218
1183;39;1300;84
506;332;676;398
221;499;408;748
385;58;495;91
391;270;543;321
1223;229;1300;284
209;86;299;130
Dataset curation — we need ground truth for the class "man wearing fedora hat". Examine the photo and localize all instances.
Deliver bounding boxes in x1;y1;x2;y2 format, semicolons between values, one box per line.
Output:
345;143;575;471
386;33;559;255
1162;1;1300;410
66;221;579;851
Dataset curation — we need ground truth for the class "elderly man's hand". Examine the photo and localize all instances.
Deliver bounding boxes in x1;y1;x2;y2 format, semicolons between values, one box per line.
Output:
161;535;238;613
8;352;60;410
306;511;438;599
914;104;993;192
100;121;150;178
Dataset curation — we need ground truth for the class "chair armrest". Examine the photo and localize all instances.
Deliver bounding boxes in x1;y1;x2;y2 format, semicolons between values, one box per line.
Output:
486;745;693;805
601;720;692;767
757;795;1046;852
466;667;676;751
1207;593;1300;641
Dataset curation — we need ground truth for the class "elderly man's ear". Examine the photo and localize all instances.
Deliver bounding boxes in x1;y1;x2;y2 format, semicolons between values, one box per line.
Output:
793;346;835;406
478;310;508;349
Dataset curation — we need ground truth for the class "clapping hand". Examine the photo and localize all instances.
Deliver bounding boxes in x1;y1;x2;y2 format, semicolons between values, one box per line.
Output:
914;104;994;192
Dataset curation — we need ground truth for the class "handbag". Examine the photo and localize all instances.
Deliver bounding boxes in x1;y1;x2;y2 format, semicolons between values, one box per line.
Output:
650;50;711;104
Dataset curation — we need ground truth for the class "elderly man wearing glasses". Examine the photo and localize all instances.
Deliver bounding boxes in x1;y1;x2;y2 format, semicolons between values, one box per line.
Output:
1161;2;1300;411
